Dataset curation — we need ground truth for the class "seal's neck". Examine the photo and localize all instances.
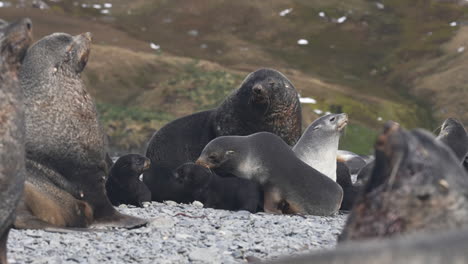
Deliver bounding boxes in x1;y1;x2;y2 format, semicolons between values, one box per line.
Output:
293;136;339;181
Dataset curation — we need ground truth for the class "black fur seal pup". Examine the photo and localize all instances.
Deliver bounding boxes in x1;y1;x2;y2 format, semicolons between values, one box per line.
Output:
336;162;360;211
106;154;151;207
339;122;468;242
436;117;468;163
0;18;32;264
292;113;348;181
18;32;145;229
174;163;262;213
195;132;343;216
145;68;302;202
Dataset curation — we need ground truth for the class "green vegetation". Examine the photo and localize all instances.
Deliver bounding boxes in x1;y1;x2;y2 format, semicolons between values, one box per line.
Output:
97;103;174;153
339;123;378;155
164;62;243;110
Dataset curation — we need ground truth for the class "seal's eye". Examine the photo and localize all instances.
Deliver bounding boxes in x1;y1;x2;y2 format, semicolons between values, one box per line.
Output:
208;154;218;162
329;117;336;122
226;150;235;155
313;126;320;131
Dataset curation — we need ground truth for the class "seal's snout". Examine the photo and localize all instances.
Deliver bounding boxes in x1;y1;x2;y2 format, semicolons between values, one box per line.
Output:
195;159;212;169
81;32;93;42
252;84;264;95
336;113;348;131
143;158;151;171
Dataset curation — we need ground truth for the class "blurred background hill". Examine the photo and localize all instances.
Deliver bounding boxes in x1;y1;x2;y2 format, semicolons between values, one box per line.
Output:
2;0;468;155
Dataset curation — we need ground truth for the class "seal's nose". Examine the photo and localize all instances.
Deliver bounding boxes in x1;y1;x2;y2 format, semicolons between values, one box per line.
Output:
81;32;92;42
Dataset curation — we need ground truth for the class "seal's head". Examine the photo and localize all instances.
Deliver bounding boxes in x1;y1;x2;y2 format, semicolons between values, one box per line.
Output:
436;118;468;161
21;32;91;82
340;121;468;241
195;136;243;172
216;68;302;146
0;18;32;73
174;163;213;189
111;154;151;179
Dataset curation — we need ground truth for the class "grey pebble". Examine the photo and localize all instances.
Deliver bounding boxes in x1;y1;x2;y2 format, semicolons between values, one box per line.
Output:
7;202;347;263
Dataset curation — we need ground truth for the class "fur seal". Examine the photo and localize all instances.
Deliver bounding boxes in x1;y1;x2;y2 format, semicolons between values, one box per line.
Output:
106;154;151;207
436;117;468;163
339;121;468;242
174;163;262;213
269;228;468;264
18;32;145;229
195;132;343;216
0;18;32;263
292;113;348;181
145;68;302;202
336;162;360;211
336;150;368;175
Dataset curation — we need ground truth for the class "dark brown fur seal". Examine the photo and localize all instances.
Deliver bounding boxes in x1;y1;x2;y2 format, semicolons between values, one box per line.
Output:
106;154;151;207
18;32;145;229
196;132;343;216
174;163;263;213
144;68;302;203
0;18;32;264
339;122;468;242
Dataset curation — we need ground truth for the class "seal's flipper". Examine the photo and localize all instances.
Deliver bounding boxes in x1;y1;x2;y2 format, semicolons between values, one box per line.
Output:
0;229;8;264
263;185;283;214
91;212;147;229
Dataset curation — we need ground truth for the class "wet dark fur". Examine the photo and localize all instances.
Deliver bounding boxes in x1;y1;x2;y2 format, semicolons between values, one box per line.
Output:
145;68;302;203
0;18;32;263
339;122;468;241
106;154;151;207
174;163;263;213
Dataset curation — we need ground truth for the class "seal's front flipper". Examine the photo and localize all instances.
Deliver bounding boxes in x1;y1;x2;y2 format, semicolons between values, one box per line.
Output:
91;211;148;229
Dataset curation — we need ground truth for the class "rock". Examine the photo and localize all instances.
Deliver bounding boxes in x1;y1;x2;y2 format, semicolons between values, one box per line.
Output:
189;247;220;263
148;216;175;229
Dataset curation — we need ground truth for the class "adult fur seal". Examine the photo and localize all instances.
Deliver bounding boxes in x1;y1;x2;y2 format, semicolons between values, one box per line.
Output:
436;117;468;163
339;122;468;242
106;154;151;207
174;163;262;213
18;32;145;229
292;113;348;181
0;18;32;264
195;132;343;216
145;68;302;202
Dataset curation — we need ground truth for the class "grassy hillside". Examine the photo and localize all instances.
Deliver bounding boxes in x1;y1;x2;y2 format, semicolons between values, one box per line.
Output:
2;0;467;155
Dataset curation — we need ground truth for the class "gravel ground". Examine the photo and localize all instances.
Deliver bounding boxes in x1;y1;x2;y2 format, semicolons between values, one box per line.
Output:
7;201;348;263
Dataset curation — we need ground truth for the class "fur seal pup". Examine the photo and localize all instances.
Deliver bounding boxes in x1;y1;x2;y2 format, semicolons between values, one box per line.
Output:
0;18;32;264
19;32;145;229
145;68;302;202
174;163;263;213
292;113;348;181
336;162;360;211
436;117;468;163
337;150;368;175
195;132;343;216
339;122;468;242
106;154;151;207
